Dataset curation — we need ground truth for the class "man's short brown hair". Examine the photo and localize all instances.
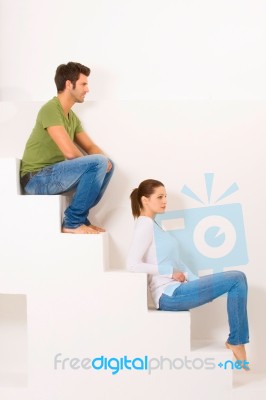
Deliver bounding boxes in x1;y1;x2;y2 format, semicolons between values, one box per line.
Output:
54;62;90;93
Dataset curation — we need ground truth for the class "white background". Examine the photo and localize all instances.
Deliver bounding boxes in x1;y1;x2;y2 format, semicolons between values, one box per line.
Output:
0;0;265;373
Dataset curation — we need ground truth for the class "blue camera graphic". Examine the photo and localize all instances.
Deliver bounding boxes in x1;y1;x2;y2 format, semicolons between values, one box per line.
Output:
155;174;249;274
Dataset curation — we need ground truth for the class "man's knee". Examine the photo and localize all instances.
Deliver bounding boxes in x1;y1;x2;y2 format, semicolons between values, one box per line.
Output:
82;154;108;169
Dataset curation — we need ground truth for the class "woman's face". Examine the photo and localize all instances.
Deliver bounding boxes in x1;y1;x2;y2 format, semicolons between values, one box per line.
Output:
141;186;167;217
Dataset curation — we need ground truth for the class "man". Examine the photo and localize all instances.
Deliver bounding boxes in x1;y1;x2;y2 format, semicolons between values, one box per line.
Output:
20;62;114;234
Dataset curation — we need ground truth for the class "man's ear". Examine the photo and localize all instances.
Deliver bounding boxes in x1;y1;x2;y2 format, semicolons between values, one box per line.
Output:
65;80;72;90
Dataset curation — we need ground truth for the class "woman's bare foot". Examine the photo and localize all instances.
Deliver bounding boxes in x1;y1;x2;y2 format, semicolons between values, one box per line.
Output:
62;224;99;234
89;224;106;232
225;342;250;371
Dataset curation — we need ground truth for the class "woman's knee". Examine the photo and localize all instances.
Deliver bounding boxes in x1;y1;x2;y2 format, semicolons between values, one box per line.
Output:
226;270;246;279
232;271;248;290
234;271;247;281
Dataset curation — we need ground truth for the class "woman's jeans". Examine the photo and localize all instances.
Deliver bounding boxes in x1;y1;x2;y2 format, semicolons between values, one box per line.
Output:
159;271;249;345
24;155;114;228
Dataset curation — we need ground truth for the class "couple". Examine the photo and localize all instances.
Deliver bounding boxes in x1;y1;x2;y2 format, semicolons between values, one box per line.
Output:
20;62;249;369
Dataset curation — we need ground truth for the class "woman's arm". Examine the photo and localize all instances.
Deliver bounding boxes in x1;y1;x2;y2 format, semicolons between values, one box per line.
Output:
126;218;173;276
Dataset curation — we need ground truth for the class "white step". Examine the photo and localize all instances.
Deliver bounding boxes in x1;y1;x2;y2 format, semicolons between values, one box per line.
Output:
0;157;232;399
0;158;21;195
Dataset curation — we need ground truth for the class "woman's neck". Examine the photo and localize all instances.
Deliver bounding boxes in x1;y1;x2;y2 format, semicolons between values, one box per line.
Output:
140;212;155;219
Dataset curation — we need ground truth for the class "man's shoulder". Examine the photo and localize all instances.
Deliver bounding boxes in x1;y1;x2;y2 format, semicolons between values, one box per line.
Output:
39;97;60;113
37;97;62;122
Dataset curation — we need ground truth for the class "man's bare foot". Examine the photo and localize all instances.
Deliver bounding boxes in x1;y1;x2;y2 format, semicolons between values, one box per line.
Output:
62;224;99;234
89;224;106;232
225;342;250;370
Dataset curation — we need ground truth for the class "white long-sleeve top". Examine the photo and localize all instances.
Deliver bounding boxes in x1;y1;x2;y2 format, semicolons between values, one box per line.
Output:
126;216;198;308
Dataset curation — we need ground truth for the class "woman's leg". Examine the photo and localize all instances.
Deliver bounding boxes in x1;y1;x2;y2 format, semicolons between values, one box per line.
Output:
159;271;249;345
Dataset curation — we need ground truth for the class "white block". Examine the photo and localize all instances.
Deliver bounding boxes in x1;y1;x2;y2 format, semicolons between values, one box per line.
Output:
0;158;21;195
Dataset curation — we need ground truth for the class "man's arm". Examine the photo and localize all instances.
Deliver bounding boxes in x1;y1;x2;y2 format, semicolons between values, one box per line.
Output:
74;131;103;155
75;132;113;172
47;126;83;159
47;127;112;171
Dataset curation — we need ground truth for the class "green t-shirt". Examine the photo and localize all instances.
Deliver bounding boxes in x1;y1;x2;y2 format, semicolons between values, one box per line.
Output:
20;97;83;176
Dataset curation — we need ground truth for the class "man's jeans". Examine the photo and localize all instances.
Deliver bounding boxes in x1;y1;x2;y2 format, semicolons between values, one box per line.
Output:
159;271;249;345
24;155;114;228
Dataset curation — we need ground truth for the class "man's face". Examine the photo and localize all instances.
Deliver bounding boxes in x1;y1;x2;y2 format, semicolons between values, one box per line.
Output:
69;73;89;103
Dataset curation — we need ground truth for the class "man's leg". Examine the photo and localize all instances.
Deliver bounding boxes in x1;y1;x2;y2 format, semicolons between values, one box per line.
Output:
84;159;115;227
24;155;110;232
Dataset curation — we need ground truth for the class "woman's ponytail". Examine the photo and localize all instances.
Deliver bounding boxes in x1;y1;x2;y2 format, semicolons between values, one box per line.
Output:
130;188;141;218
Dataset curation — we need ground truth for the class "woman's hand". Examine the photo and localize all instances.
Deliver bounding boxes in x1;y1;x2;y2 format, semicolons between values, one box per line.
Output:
172;271;186;282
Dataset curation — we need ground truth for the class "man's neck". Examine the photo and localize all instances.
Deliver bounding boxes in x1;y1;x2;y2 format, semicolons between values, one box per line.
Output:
57;93;74;116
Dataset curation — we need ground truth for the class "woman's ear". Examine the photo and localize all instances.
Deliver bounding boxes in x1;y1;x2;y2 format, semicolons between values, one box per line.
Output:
141;195;148;207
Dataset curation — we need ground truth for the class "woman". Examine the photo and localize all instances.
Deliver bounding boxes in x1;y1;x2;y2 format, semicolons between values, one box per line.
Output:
127;179;249;367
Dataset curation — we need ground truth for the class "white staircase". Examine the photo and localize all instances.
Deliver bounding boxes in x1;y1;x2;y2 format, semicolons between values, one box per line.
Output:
0;158;232;400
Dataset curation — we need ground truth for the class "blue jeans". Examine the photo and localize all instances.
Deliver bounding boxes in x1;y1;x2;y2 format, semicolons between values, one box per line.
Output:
24;155;114;228
159;271;249;345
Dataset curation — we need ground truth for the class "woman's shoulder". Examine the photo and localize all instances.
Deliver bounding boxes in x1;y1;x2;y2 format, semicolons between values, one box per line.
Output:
130;217;154;247
135;216;153;226
134;216;154;232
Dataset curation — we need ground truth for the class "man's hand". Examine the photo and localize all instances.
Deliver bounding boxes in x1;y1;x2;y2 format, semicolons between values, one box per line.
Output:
107;159;113;172
75;132;113;172
172;271;186;282
75;132;103;155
